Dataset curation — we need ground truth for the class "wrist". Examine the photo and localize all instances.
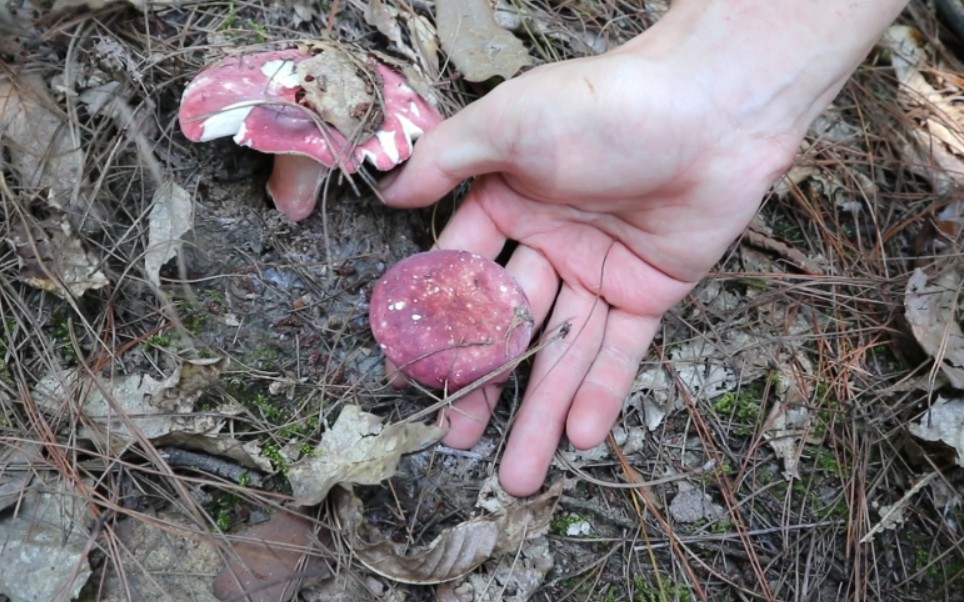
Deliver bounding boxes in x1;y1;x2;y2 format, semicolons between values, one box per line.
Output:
624;0;907;144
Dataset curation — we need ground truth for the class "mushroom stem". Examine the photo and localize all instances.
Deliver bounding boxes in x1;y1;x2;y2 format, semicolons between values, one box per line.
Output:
266;154;330;221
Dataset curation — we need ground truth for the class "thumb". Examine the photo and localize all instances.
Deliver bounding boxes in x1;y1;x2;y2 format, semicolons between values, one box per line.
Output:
378;97;507;209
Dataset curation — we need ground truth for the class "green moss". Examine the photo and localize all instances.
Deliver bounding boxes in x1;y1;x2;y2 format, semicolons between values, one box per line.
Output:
550;513;589;536
206;491;240;532
262;442;288;475
145;332;173;349
739;276;770;290
713;382;764;435
771;213;805;243
245;19;268;43
215;507;232;531
710;521;735;534
221;3;238;29
815;448;843;478
251;347;280;371
49;313;79;363
632;576;695;602
252;392;285;423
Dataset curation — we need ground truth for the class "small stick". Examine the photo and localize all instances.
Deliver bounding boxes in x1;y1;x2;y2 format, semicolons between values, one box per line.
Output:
159;447;263;487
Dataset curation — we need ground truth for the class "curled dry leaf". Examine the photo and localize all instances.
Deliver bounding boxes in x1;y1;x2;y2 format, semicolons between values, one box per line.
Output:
910;397;964;466
363;0;440;76
435;0;532;81
332;481;562;585
145;181;193;287
435;536;554;601
904;267;964;389
287;405;445;506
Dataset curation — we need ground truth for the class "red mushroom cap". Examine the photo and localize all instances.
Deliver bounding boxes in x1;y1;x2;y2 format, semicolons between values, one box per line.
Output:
369;250;534;391
177;46;444;220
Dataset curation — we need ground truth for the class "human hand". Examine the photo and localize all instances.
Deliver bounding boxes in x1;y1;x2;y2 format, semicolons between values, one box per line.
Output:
379;0;906;495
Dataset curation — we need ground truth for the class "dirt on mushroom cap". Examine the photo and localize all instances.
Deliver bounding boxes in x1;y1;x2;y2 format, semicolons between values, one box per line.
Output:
369;250;534;390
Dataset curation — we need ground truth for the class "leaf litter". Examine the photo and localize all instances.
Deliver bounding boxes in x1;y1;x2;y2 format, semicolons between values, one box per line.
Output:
28;357;276;474
910;396;964;466
904;267;964;388
435;0;532;82
0;475;93;602
288;405;445;506
145;181;194;287
333;479;562;586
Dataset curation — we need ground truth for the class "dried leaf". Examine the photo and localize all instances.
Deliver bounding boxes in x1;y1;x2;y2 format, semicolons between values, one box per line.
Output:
910;397;964;466
860;472;938;544
0;477;92;602
296;45;382;140
6;202;109;298
668;487;725;524
435;0;531;82
0;74;83;204
904;267;964;388
145;181;193;286
364;0;440;75
629;336;757;431
763;354;817;480
213;511;330;602
333;481;561;585
94;511;223;602
881;26;964;194
0;441;41;513
492;0;609;55
874;502;906;532
287;406;445;506
32;357;237;450
435;535;553;602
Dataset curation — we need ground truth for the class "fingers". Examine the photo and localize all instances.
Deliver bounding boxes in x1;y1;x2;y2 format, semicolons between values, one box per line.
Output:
379;99;508;210
566;309;661;449
499;285;607;496
441;386;501;448
435;195;507;259
440;244;559;449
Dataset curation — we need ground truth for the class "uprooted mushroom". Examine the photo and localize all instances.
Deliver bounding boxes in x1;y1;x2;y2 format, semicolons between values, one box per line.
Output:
178;43;443;221
369;250;535;391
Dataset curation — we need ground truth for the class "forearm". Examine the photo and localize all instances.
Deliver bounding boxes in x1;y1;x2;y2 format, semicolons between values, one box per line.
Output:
630;0;909;140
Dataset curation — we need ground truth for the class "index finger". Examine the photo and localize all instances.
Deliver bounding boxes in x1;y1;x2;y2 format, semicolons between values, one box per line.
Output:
379;99;507;210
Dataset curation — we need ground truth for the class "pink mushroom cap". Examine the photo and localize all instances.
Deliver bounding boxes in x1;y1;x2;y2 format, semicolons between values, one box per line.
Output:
369;250;534;391
177;47;443;220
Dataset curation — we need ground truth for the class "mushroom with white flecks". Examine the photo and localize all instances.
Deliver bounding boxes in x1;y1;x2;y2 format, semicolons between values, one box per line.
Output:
369;249;534;391
178;45;443;221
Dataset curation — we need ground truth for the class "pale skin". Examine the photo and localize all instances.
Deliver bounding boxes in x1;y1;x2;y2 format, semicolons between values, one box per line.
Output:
380;0;909;496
